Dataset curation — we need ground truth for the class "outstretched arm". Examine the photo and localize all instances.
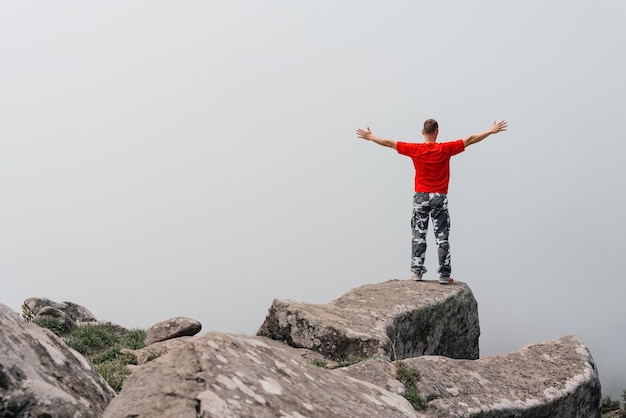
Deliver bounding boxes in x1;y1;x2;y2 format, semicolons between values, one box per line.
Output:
356;127;397;149
463;120;508;147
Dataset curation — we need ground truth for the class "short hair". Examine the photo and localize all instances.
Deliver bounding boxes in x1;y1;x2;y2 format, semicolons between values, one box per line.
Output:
423;119;438;134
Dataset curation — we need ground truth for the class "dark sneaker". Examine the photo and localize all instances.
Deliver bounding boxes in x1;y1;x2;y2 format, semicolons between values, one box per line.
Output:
438;277;454;284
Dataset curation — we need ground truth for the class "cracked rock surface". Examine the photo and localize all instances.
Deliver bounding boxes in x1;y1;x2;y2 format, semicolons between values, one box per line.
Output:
104;331;419;418
257;279;480;361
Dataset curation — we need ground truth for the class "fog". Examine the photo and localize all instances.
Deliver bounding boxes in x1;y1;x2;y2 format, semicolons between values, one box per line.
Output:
1;1;624;399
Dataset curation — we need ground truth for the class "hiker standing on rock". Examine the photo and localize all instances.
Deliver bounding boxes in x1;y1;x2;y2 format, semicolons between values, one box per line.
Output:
356;119;507;284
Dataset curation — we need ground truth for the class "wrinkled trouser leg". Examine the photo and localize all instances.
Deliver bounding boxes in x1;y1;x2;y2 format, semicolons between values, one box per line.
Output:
411;192;452;277
411;193;430;275
431;194;451;277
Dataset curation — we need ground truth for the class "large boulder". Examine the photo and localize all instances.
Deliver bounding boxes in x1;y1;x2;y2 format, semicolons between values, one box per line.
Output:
0;304;115;417
257;279;480;361
104;331;419;418
22;297;97;323
337;335;602;417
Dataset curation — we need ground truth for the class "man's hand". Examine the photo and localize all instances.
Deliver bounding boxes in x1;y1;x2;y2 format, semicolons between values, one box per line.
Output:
355;127;397;149
490;120;508;134
356;127;373;140
463;120;508;147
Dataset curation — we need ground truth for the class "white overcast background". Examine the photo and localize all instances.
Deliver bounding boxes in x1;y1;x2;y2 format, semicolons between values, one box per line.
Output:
1;1;625;399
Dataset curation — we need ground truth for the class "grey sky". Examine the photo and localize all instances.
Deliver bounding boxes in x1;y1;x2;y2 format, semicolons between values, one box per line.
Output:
1;1;625;399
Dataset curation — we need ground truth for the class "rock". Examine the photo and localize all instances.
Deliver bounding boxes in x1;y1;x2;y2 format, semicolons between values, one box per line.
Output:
60;300;98;322
145;316;202;345
338;335;601;417
22;297;97;323
332;357;407;395
415;335;601;417
6;282;603;417
122;337;194;365
37;306;72;319
104;331;419;418
22;297;66;319
33;306;76;334
257;279;480;361
0;303;115;417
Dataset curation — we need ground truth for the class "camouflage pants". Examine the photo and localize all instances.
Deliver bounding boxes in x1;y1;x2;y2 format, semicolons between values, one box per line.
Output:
411;192;452;278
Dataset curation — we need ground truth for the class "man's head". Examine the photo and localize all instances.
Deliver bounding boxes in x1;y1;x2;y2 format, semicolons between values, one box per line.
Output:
422;118;439;142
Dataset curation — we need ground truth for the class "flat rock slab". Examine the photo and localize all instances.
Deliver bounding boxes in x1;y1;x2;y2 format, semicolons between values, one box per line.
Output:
257;279;480;361
104;331;419;418
410;335;601;417
337;335;600;417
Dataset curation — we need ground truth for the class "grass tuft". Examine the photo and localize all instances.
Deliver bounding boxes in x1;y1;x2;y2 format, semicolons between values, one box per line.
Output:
311;358;328;368
33;320;146;393
334;357;363;368
65;325;121;356
396;361;427;410
95;359;133;393
122;329;147;350
33;316;74;337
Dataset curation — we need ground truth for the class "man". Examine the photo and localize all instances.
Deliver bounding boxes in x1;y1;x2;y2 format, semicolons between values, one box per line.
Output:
356;119;508;284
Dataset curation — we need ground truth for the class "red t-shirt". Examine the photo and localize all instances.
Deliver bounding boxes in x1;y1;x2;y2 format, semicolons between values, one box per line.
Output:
396;140;465;194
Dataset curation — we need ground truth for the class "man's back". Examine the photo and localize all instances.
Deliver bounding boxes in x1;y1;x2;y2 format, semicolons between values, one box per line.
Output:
396;140;465;194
